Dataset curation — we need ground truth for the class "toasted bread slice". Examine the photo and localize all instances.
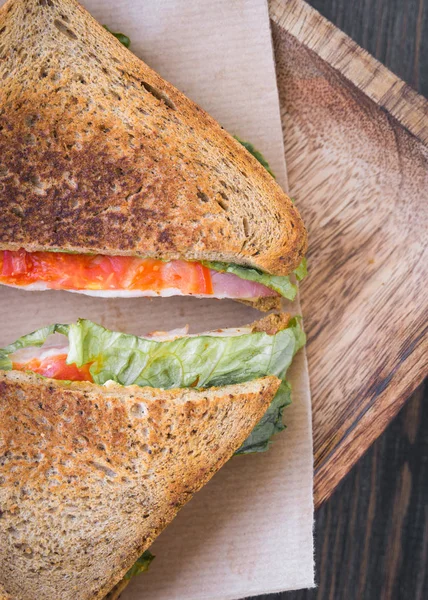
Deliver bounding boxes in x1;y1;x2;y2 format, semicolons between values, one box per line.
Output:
0;0;306;276
241;296;283;312
0;370;280;600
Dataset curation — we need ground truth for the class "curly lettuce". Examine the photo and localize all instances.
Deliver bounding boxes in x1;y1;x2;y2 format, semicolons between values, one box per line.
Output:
63;318;302;387
0;324;70;371
293;257;307;282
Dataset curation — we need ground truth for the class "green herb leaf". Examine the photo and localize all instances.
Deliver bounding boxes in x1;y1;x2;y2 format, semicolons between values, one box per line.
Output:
234;136;275;178
124;551;155;581
103;25;131;48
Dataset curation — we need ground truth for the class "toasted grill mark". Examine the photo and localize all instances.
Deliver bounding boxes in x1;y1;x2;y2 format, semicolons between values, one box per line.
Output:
157;229;173;245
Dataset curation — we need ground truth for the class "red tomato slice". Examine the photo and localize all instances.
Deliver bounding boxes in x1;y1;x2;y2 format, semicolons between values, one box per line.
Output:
0;250;214;295
129;259;213;294
13;354;93;382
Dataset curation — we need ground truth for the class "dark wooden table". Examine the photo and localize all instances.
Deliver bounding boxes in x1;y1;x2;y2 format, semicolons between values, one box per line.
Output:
256;1;428;599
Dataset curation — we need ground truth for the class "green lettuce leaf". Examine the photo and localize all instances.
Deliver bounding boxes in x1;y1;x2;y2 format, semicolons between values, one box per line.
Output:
103;25;131;48
0;318;304;387
66;317;304;387
205;262;298;300
235;380;292;454
234;136;275;178
123;550;155;580
293;257;307;282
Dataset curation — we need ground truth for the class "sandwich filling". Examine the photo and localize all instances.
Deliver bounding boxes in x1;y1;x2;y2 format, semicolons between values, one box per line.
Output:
0;249;306;300
0;315;305;455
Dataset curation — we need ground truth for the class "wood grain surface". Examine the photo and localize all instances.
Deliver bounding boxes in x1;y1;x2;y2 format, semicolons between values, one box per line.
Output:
255;1;428;599
269;0;428;507
260;382;428;600
307;0;428;96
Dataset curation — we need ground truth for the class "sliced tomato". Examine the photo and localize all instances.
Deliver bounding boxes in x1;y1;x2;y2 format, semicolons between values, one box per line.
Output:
13;354;93;382
129;258;213;294
0;250;214;295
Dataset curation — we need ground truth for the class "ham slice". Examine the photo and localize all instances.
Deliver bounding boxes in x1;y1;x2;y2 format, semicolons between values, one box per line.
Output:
210;270;276;298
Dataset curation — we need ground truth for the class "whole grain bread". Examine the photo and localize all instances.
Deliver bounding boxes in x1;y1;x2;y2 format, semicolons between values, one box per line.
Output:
0;584;12;600
0;0;306;276
0;370;280;600
242;296;283;312
103;578;128;600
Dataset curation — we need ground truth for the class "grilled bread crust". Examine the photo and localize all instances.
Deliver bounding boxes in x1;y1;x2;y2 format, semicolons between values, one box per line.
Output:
0;0;307;276
0;370;279;600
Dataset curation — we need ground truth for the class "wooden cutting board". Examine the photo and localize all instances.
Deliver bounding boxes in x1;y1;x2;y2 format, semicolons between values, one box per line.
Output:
269;0;428;508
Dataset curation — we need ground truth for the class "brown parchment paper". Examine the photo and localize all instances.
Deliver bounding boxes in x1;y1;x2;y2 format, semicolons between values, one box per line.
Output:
0;0;314;596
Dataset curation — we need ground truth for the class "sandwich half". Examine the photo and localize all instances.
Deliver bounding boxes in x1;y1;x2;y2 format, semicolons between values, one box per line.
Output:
0;373;278;600
0;314;304;600
0;0;307;310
